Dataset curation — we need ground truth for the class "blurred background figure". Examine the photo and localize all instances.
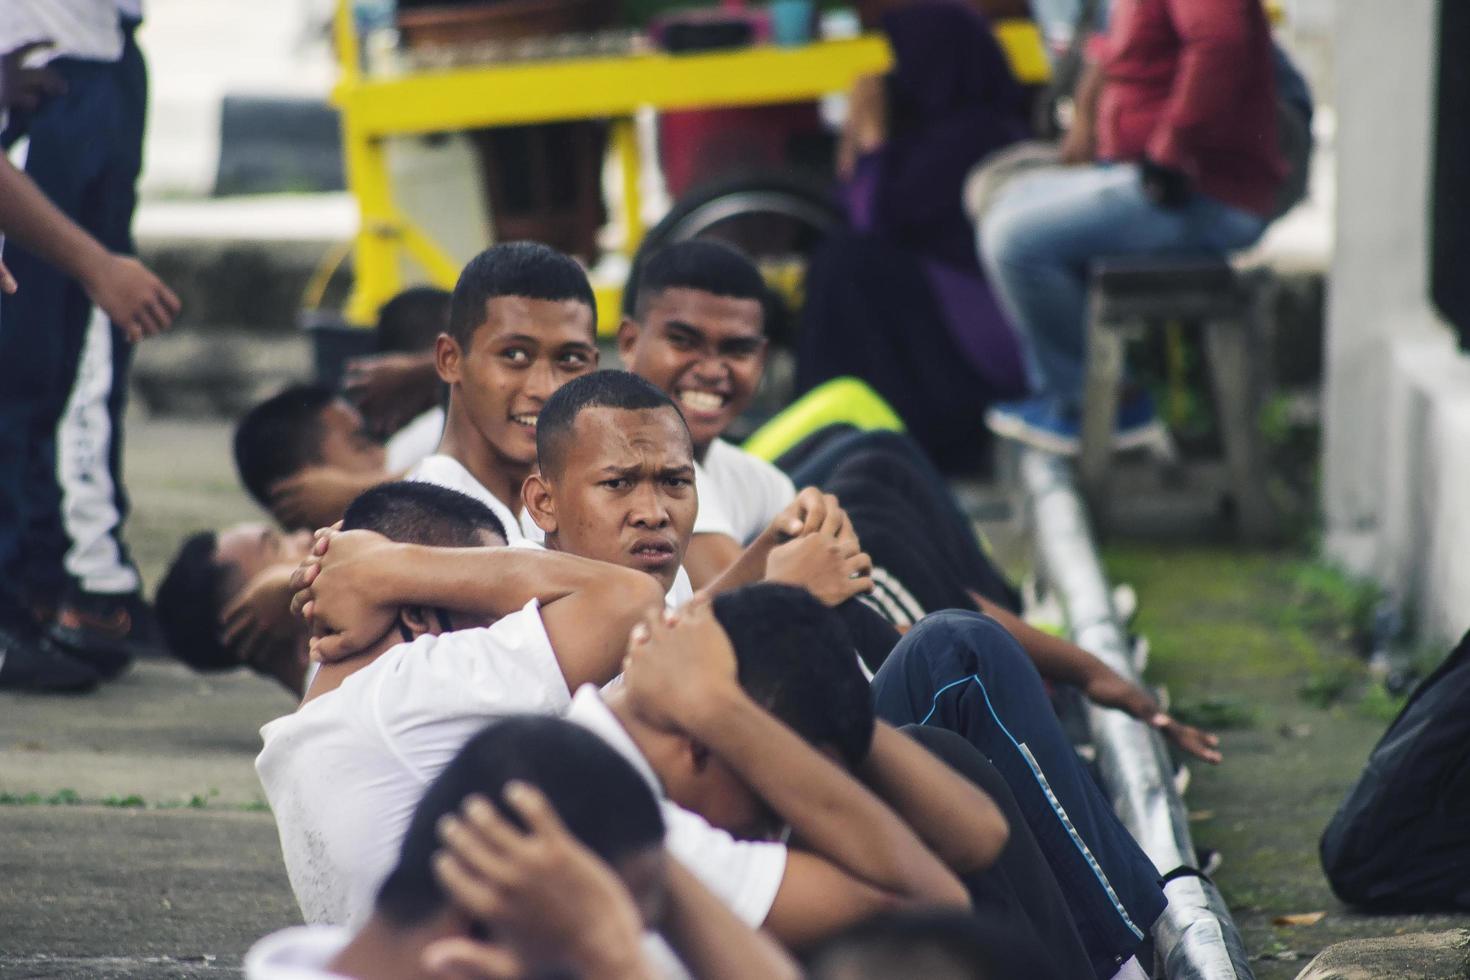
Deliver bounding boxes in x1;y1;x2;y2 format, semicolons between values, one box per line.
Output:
794;0;1034;472
0;1;179;694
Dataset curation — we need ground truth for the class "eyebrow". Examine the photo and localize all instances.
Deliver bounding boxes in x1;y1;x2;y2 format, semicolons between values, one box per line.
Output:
663;320;706;338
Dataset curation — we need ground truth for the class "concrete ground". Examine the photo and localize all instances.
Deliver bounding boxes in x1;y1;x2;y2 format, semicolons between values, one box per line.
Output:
3;410;1467;979
0;414;299;979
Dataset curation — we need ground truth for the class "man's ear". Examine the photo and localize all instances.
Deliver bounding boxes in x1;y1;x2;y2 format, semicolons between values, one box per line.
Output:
399;605;436;640
615;317;641;366
522;472;558;535
435;333;462;385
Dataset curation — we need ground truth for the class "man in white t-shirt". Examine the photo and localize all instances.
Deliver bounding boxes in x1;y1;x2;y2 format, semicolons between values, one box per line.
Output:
405;241;600;544
249;713;797;980
618;241;1223;764
521;370;874;613
568;586;1019;950
258;481;664;927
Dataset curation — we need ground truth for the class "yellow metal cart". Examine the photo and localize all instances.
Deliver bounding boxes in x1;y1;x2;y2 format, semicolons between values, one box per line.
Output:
330;2;1049;334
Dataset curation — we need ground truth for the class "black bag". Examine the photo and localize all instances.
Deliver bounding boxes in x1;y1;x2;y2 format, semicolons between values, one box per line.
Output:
1320;630;1470;909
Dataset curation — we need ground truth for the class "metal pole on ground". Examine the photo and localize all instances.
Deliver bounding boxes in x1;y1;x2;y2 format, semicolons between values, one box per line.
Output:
1019;448;1255;980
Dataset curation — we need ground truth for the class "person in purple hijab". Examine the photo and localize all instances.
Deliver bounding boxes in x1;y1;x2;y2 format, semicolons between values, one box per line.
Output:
796;0;1031;472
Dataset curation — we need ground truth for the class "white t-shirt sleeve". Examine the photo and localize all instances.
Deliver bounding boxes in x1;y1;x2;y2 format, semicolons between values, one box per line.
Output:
703;441;798;545
384;407;445;472
661;803;787;927
367;601;571;781
691;460;738;539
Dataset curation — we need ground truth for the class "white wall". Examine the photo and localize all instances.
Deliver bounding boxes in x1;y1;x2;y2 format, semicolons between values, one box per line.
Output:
1324;0;1470;644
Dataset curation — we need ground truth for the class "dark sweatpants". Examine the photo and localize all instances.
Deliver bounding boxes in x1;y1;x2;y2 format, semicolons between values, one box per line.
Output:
873;611;1166;979
901;724;1093;980
0;26;147;606
781;426;1022;625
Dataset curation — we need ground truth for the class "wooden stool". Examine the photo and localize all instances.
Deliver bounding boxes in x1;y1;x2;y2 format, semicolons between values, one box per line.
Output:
1079;255;1278;542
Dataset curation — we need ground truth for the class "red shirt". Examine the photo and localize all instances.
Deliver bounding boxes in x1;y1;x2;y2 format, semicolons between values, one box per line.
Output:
1094;0;1285;216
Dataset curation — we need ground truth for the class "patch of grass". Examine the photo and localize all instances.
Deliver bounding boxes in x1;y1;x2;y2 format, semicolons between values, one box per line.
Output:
0;790;270;812
1172;695;1260;730
1283;561;1381;641
1356;682;1407;724
0;791;42;805
1297;662;1363;709
101;794;147;809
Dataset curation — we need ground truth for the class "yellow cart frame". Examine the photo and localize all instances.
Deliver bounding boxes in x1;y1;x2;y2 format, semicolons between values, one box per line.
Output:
330;2;1049;333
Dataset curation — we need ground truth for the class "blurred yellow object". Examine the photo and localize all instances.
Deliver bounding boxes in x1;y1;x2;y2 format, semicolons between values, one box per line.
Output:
741;377;904;462
331;0;1049;333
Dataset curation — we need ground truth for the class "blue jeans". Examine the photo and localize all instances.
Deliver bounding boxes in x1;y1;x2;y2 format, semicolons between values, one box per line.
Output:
978;163;1267;405
872;610;1167;978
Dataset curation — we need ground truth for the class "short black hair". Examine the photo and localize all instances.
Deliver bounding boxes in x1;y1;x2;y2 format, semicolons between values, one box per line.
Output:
807;908;1038;980
376;715;665;928
447;241;596;349
535;370;690;479
376;286;452;354
155;531;236;672
626;239;767;319
712;584;875;768
233;384;338;511
341;481;507;548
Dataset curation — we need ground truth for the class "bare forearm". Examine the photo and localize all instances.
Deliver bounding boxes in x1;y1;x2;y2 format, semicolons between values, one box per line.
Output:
699;532;778;597
859;722;1008;873
660;860;800;980
976;597;1096;686
1072;58;1104;136
976;598;1155;717
684;532;749;592
378;543;633;616
0;157;111;282
691;687;967;907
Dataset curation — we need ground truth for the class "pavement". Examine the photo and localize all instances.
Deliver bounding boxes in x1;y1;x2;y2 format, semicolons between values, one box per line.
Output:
0;415;299;980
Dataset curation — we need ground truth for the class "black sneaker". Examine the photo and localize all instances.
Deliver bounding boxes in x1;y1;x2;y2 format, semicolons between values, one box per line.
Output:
0;617;101;694
47;589;159;680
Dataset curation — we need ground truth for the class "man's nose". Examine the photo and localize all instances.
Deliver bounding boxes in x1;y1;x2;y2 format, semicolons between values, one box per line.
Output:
628;484;671;527
522;358;556;401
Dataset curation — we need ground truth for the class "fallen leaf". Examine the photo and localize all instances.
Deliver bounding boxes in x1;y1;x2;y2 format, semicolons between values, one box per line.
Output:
1273;912;1325;927
1188;809;1216;822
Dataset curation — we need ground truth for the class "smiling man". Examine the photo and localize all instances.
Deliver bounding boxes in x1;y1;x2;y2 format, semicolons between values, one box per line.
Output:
406;242;599;542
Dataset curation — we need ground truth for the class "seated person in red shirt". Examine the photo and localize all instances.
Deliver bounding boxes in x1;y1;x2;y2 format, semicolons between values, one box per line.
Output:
978;0;1285;455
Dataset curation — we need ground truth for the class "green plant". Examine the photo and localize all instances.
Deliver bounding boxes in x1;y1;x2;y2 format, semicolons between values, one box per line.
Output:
1172;695;1261;730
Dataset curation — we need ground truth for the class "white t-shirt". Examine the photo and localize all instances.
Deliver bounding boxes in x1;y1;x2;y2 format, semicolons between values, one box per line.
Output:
563;685;787;927
244;926;350;980
256;600;569;929
696;439;797;545
1;1;128;64
405;453;544;544
384;406;445;473
510;538;693;609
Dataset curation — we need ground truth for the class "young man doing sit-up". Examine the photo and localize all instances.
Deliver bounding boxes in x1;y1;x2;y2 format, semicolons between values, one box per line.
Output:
522;370;873;611
249;715;798;980
257;481;663;927
406;241;600;542
155;523;315;694
234;385;397;531
620;240;1220;761
295;527;1013;961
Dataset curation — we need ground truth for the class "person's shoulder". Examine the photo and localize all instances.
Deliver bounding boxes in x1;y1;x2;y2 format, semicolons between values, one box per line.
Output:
707;439;793;489
404;453;467;486
243;924;352;979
